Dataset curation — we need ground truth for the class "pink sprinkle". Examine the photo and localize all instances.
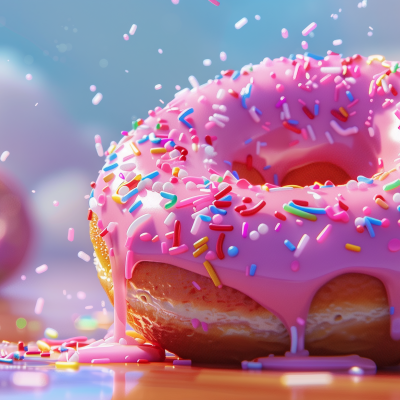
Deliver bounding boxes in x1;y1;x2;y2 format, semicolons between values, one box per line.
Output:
291;260;300;272
158;49;163;54
281;28;289;39
347;99;359;109
191;318;200;328
205;251;217;260
201;322;208;332
296;219;303;226
388;238;400;252
242;222;249;238
175;85;181;91
289;140;299;147
155;84;162;90
316;224;332;243
35;297;44;314
169;244;188;255
171;0;179;3
161;242;168;254
68;228;74;242
276;84;284;93
208;0;220;5
296;317;305;325
125;236;134;249
109;248;114;257
90;85;96;92
53;200;59;207
275;223;281;232
363;206;371;216
123;34;129;41
36;264;48;274
213;214;223;224
270;72;276;79
320;74;333;85
152;235;159;242
26;74;33;80
21;275;26;280
302;22;317;36
205;121;215;130
77;291;86;300
85;305;93;310
192;281;201;290
220;52;227;61
298;98;306;106
245;265;250;276
140;233;152;241
382;218;390;228
301;41;308;50
91;359;110;364
123;154;135;162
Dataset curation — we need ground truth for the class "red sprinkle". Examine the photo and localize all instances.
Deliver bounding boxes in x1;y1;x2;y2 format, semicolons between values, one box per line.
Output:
302;106;314;119
338;200;349;211
283;121;301;134
304;60;311;71
216;233;225;260
240;200;266;216
222;70;234;76
234;204;247;212
246;154;253;170
41;353;51;357
26;351;41;355
356;225;364;233
205;135;213;145
18;342;24;351
292;199;308;207
90;181;96;189
173;220;181;248
209;224;234;231
331;109;348;122
391;85;398;96
242;197;252;203
137;359;149;363
213;200;232;208
324;180;334;186
99;228;108;237
274;211;287;221
87;209;93;221
373;194;386;202
228;89;239;98
214;185;232;200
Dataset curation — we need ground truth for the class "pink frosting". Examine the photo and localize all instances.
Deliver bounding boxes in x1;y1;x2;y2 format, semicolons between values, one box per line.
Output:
89;52;400;361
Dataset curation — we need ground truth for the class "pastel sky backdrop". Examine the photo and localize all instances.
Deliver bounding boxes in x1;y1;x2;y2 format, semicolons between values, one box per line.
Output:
0;0;397;338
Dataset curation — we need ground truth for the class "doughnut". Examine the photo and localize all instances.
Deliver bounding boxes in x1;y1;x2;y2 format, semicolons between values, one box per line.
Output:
87;52;400;367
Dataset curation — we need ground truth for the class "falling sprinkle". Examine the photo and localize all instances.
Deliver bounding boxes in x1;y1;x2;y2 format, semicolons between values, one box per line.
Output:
155;84;162;90
78;251;90;262
159;99;164;104
36;264;48;274
90;85;96;92
302;22;317;36
333;39;343;46
158;49;163;54
32;190;36;193
203;59;212;66
35;298;44;315
129;24;137;35
301;41;308;50
171;0;179;4
21;275;26;280
255;15;261;20
368;31;373;36
123;34;129;41
53;200;59;206
175;85;181;90
25;74;32;80
1;151;10;162
235;18;248;30
281;28;289;39
85;305;93;310
208;0;220;5
92;93;103;105
220;52;227;61
35;103;38;106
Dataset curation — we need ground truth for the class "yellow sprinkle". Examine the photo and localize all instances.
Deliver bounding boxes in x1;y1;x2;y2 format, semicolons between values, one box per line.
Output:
193;236;209;249
382;61;391;68
376;74;385;86
261;185;270;191
192;143;198;152
369;80;375;95
313;181;324;187
376;198;389;209
108;144;116;154
342;65;347;76
339;107;348;118
126;330;147;341
103;173;115;183
55;362;79;370
367;55;385;65
389;167;397;174
345;243;361;252
203;261;221;287
172;167;180;177
36;340;51;352
150;147;167;154
111;194;123;204
379;171;390;181
130;142;141;156
283;185;303;189
193;244;208;258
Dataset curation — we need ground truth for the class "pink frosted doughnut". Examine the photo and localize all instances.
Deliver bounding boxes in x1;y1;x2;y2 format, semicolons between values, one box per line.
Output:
88;52;400;367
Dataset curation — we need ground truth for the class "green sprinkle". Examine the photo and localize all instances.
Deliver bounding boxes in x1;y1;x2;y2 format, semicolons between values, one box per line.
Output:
383;179;400;191
165;195;178;210
156;123;161;130
283;203;317;221
132;121;138;130
391;63;399;73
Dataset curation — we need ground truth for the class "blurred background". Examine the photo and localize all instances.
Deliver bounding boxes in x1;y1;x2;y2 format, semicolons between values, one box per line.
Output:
0;0;398;341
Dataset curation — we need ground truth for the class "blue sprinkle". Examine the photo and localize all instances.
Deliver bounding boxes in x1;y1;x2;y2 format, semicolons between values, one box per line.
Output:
220;195;232;201
199;214;212;222
284;240;296;252
255;107;262;115
314;103;319;116
178;108;194;129
215;74;223;79
103;163;118;172
288;119;299;125
121;188;138;203
320;185;334;188
141;171;159;180
241;83;252;109
390;306;395;315
149;132;161;144
273;174;279;186
128;200;143;213
90;189;94;198
357;175;373;184
364;217;375;238
227;246;239;257
365;216;382;226
24;346;28;352
231;71;240;80
288;54;296;60
109;153;117;161
289;201;326;214
224;160;232;167
167;140;176;147
244;138;253;145
232;170;240;180
263;165;271;170
137;135;149;144
210;205;227;215
304;52;324;60
160;191;175;200
398;205;400;212
246;361;262;370
346;91;354;102
249;264;257;276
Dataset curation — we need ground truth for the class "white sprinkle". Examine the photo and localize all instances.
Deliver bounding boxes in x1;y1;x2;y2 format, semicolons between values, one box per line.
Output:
282;373;333;387
90;85;96;92
188;75;199;88
95;143;104;157
320;67;342;74
368;127;375;137
302;22;317;36
306;125;316;141
209;116;225;128
325;131;334;144
1;151;10;162
220;51;227;61
129;24;137;35
294;234;310;258
216;89;225;99
152;182;163;193
78;251;90;262
120;162;136;171
158;49;163;54
155;84;162;90
249;106;260;123
203;59;212;66
35;298;44;315
282;102;291;119
258;224;269;235
213;113;229;122
255;15;261;20
332;39;342;46
36;264;48;274
235;17;248;30
186;181;197;190
26;74;32;80
249;231;260;241
92;93;103;105
164;212;176;226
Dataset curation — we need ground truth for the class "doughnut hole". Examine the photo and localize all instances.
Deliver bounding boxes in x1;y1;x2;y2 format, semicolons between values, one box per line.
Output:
281;162;351;187
231;161;266;185
305;273;400;367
